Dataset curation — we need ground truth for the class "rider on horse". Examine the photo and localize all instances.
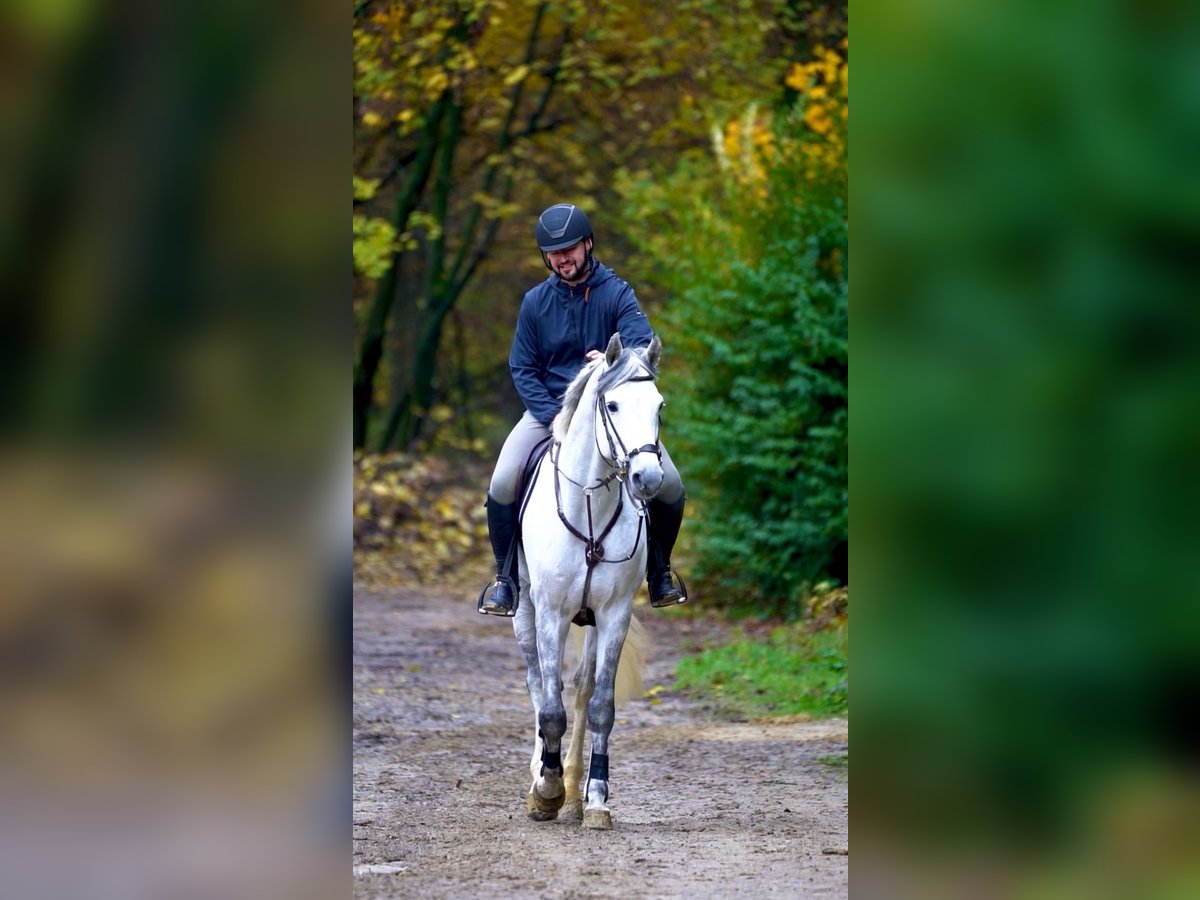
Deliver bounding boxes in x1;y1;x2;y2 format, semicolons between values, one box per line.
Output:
479;203;688;616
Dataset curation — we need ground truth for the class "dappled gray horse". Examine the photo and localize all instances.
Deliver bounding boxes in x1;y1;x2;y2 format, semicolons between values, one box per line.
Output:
514;332;663;829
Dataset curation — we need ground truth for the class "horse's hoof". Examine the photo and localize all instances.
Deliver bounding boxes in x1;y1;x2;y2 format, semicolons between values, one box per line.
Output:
526;789;564;821
560;798;583;821
582;809;613;830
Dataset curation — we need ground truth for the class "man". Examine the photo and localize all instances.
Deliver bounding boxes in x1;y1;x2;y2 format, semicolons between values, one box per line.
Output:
478;202;687;616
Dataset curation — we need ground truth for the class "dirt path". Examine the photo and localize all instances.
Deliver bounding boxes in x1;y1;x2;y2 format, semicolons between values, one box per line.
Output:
352;586;848;899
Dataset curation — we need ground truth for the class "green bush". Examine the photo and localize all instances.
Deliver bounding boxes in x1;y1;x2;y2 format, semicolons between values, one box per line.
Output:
621;100;847;618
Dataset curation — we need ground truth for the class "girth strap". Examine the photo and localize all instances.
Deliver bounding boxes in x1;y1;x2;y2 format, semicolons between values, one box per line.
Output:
551;441;644;623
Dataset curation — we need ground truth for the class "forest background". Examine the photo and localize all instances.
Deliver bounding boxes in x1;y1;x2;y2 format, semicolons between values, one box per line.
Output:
352;0;849;622
3;0;1199;896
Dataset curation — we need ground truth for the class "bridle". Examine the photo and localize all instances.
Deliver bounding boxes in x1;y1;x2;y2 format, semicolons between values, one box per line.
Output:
550;366;661;623
596;372;662;481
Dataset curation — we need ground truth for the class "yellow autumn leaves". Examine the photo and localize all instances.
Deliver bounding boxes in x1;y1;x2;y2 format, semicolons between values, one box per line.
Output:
354;5;483;134
714;42;848;189
786;44;848;137
354;453;491;593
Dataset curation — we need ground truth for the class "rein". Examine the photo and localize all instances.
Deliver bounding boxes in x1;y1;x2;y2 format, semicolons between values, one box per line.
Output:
551;369;659;623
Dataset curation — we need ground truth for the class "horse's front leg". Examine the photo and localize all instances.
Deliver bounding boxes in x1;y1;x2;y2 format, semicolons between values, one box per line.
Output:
561;624;597;821
583;607;632;830
526;608;571;821
512;592;546;800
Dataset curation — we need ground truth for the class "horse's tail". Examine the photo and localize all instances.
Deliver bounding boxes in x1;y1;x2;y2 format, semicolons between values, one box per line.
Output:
568;613;648;704
614;613;647;703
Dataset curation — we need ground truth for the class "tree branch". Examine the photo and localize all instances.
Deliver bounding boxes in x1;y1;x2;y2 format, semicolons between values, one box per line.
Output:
352;89;447;449
448;23;570;298
444;4;554;291
353;143;422;209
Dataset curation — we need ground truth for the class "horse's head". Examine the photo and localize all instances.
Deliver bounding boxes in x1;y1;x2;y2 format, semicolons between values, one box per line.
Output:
595;333;665;501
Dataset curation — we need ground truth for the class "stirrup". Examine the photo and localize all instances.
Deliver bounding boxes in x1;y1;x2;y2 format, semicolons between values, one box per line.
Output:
477;576;518;617
649;569;688;608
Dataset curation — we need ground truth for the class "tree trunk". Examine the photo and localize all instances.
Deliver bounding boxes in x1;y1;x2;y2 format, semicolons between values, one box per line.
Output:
378;10;566;451
352;90;447;450
377;78;459;450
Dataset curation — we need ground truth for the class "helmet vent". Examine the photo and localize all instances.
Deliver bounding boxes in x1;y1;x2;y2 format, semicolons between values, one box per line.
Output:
536;203;592;252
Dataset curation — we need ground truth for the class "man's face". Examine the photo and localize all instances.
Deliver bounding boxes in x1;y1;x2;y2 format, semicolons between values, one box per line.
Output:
546;238;591;284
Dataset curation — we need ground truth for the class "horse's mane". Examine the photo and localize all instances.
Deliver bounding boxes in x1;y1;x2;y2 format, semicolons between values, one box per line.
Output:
552;346;658;441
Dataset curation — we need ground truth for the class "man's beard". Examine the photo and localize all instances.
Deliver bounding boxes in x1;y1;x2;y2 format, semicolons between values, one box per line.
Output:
556;256;590;284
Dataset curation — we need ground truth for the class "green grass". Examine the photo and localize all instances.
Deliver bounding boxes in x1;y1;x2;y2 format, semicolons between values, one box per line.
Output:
672;622;847;719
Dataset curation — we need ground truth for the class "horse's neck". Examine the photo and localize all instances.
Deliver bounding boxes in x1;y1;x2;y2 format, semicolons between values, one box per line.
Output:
556;383;620;513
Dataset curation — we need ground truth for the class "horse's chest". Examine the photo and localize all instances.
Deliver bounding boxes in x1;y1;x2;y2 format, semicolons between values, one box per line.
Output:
524;515;646;603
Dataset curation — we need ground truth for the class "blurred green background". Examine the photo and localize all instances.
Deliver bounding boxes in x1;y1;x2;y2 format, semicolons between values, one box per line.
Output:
351;0;848;621
855;0;1200;894
3;0;1199;895
1;1;345;897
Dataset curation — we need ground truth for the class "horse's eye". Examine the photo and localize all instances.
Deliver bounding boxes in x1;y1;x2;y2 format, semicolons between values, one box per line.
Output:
606;401;618;413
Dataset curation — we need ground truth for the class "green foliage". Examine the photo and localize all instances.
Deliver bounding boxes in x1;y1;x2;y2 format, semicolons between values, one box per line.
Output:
817;753;848;768
352;214;399;279
673;621;848;718
856;3;1200;865
621;90;848;617
352;0;799;451
681;194;846;611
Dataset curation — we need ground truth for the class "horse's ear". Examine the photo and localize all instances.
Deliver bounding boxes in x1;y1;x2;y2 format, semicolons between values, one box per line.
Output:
646;334;661;372
604;332;623;365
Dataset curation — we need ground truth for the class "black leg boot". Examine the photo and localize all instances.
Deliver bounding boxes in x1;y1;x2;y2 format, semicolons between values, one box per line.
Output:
646;494;688;607
478;494;520;616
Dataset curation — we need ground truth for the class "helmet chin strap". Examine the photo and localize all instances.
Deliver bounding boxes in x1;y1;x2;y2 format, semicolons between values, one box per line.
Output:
574;254;595;285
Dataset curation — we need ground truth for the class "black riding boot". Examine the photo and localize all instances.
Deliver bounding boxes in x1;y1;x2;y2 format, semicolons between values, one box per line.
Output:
478;494;520;616
646;494;688;607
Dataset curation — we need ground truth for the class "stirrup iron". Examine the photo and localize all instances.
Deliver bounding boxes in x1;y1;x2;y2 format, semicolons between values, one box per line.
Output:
477;576;518;617
650;569;688;608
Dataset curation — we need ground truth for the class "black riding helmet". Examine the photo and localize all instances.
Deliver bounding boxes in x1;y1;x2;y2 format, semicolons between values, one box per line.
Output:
536;203;594;273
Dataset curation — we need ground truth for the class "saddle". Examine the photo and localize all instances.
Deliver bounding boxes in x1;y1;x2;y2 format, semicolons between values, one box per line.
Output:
494;436;553;598
517;435;554;521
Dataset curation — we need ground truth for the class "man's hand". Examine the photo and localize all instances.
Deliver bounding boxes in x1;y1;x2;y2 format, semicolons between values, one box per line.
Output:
585;349;603;362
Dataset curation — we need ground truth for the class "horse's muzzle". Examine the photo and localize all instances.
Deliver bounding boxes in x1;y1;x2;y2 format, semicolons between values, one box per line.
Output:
628;459;664;501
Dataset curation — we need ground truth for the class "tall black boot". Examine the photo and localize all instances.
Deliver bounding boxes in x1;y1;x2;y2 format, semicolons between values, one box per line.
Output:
646;494;687;607
478;494;519;616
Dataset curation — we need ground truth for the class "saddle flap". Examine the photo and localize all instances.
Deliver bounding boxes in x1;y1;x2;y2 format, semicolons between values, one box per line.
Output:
517;435;554;522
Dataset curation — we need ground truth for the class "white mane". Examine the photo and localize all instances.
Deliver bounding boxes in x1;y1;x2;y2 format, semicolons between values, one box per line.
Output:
551;348;656;442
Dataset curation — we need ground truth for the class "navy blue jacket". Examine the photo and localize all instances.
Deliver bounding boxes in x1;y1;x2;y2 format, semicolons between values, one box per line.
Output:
509;261;654;425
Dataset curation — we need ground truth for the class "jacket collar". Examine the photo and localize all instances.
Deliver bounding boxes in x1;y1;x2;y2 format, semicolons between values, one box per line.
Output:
549;261;610;297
